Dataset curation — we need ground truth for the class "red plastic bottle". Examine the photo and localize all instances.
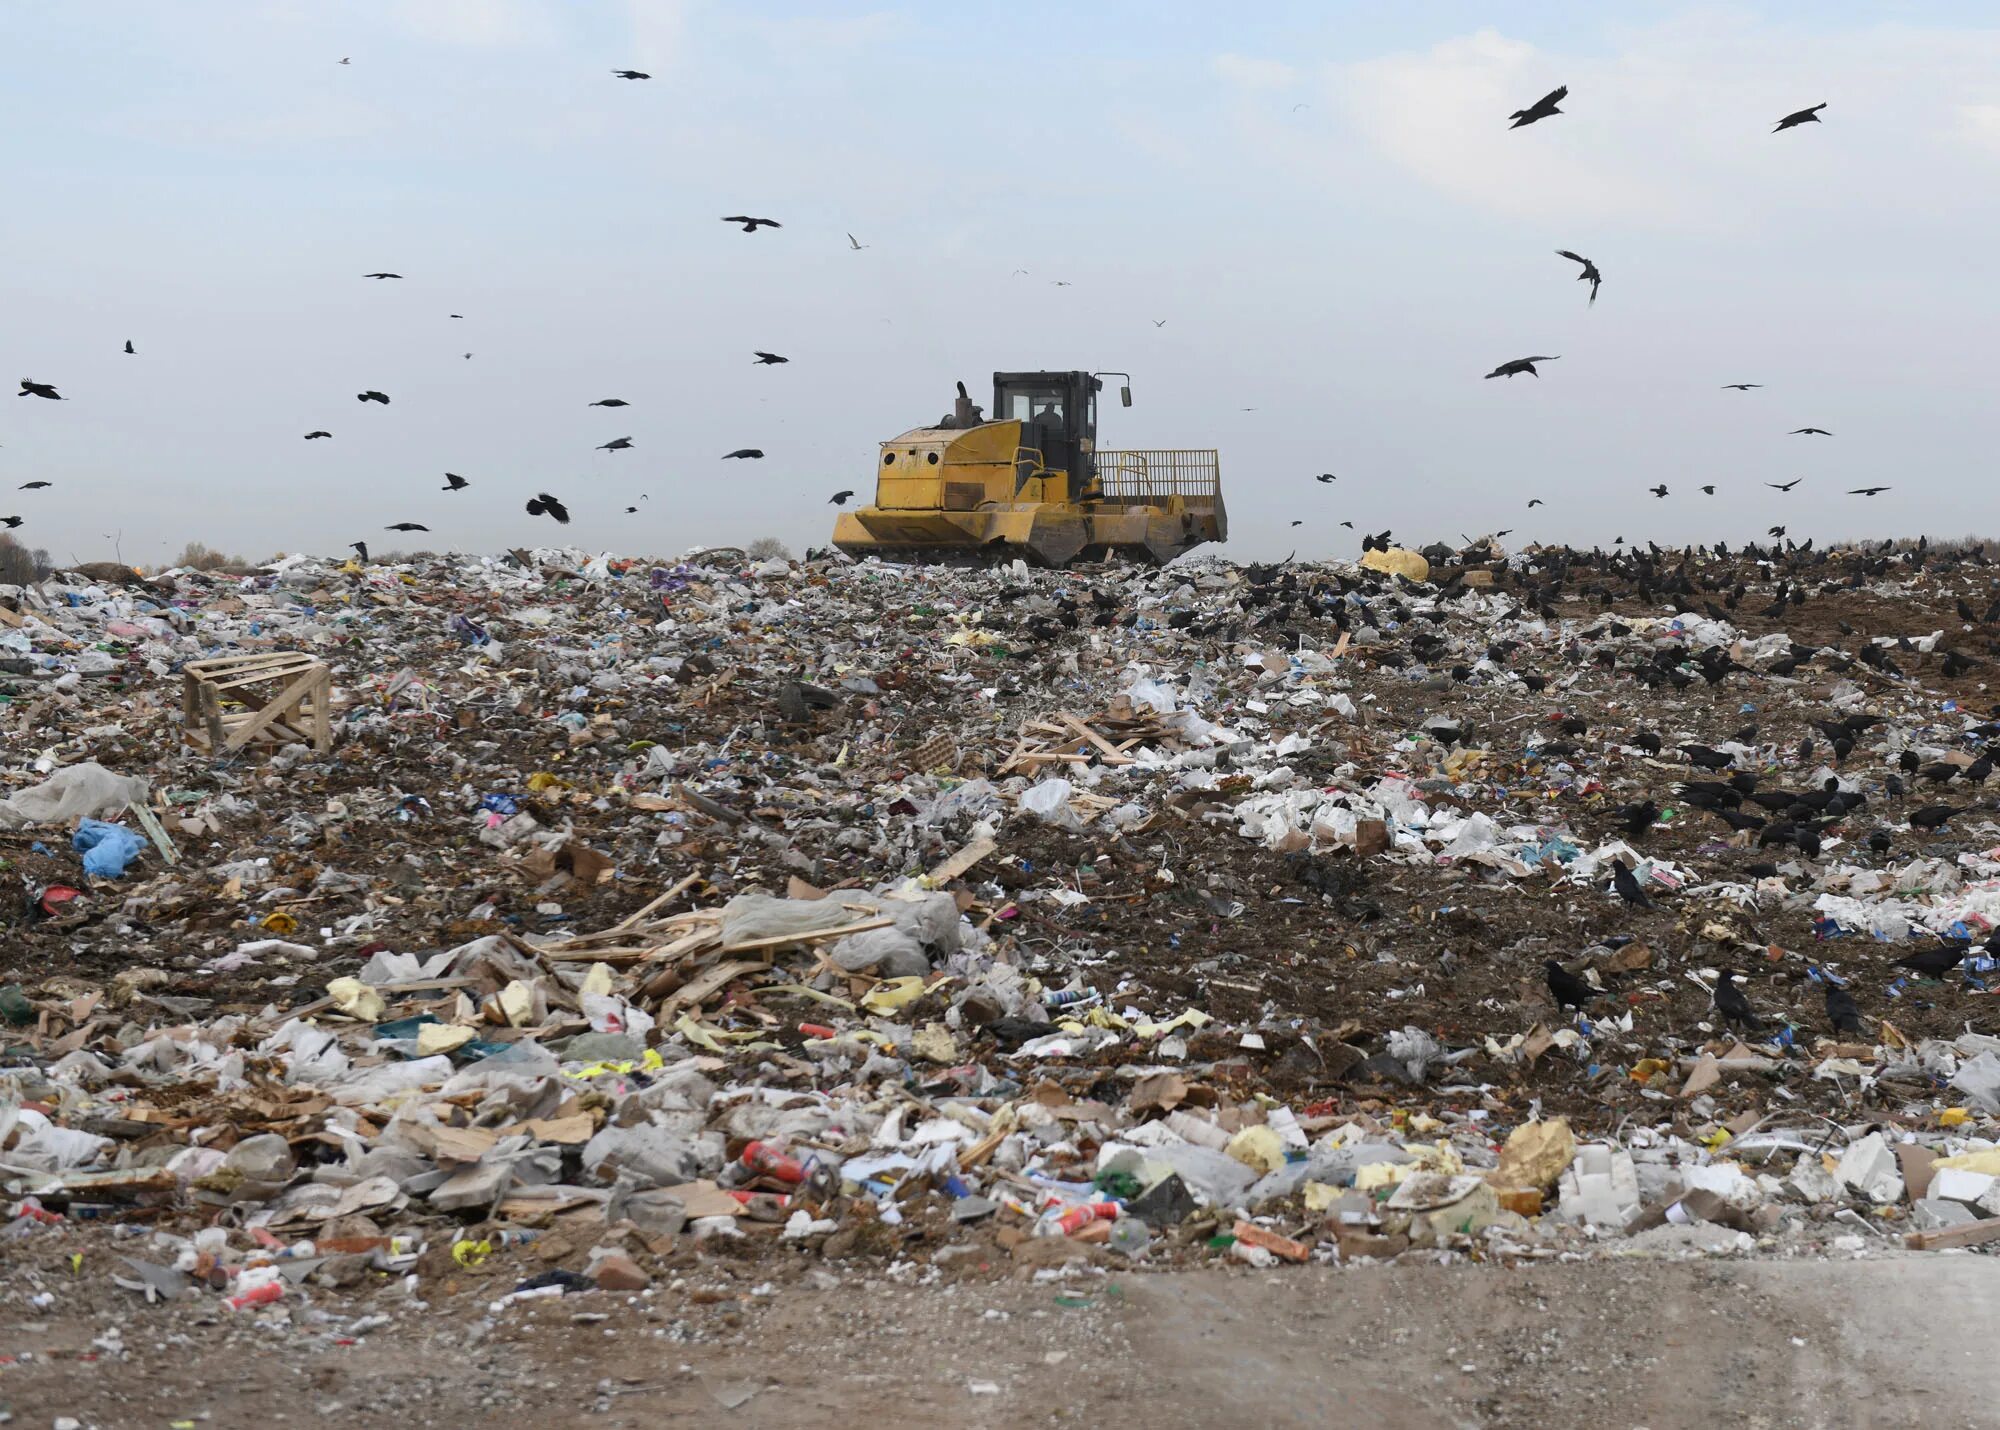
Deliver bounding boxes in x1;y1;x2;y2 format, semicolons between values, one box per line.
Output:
741;1140;807;1184
226;1281;284;1311
1056;1202;1120;1235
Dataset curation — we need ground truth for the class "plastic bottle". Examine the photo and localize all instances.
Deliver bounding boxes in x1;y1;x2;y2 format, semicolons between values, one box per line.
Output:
1055;1201;1120;1235
226;1281;283;1311
1108;1218;1152;1257
741;1141;807;1184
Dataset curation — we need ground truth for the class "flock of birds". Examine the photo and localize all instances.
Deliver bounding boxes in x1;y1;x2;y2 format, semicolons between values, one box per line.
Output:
0;72;1937;553
2;62;882;551
1464;89;1898;509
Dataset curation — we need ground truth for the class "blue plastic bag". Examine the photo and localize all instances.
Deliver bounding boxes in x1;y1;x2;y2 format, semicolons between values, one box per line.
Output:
72;819;145;878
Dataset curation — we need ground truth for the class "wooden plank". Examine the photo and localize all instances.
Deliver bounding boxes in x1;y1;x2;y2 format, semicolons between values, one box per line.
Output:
926;837;996;885
660;957;764;1017
605;872;704;934
719;915;894;954
1060;713;1134;764
224;667;326;752
1906;1217;2000;1251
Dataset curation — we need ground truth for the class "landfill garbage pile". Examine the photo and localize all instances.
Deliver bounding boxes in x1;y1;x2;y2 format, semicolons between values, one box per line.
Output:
9;538;2000;1324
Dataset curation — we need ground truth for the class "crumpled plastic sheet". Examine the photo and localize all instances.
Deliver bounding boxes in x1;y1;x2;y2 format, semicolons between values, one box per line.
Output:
0;761;149;831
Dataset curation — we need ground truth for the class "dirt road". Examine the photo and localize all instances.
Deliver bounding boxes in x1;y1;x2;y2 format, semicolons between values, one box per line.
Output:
7;1254;1995;1428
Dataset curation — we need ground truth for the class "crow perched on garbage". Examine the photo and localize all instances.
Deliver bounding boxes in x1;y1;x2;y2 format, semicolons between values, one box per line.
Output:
1892;941;1967;977
1610;858;1654;907
349;541;367;562
1824;979;1865;1036
1712;970;1762;1030
1910;805;1966;830
1681;743;1734;770
1615;799;1660;837
1543;959;1597;1010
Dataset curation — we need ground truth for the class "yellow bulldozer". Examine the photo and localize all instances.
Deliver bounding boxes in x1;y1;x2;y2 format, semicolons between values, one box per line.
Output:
831;370;1226;567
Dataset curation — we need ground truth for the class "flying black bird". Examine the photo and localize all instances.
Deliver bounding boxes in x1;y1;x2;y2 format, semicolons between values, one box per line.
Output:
449;313;463;318
1485;355;1559;379
624;506;638;514
1509;85;1567;128
385;522;429;532
1339;520;1354;529
1712;970;1762;1030
1791;427;1832;436
1722;383;1762;391
589;398;629;407
526;492;571;523
442;473;469;491
1649;484;1669;498
829;490;855;505
1290;520;1304;527
1823;979;1864;1036
304;430;332;439
0;516;20;529
18;481;50;490
611;69;650;79
722;215;781;232
847;233;869;250
753;351;789;365
1315;473;1337;484
1700;484;1717;494
1893;941;1967;977
123;340;135;355
362;272;402;279
597;436;633;452
357;390;390;404
18;380;62;400
350;541;367;561
1544;959;1597;1010
1527;498;1544;507
723;448;765;459
1555;250;1601;303
1849;486;1892;496
1767;479;1802;492
1768;525;1787;539
1774;102;1826;132
1611;859;1655;907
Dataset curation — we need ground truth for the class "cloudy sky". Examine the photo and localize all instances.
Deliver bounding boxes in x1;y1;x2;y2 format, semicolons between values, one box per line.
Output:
5;1;2000;565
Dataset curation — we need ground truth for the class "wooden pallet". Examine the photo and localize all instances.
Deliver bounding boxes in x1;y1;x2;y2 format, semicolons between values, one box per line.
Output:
182;652;333;755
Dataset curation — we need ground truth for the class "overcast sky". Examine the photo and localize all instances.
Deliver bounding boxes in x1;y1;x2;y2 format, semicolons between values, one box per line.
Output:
5;1;2000;566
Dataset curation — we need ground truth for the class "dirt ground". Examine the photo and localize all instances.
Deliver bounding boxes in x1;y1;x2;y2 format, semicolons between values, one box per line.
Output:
6;1253;1996;1429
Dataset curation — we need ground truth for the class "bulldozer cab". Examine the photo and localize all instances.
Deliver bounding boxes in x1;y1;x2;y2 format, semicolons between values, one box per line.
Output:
995;371;1099;491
